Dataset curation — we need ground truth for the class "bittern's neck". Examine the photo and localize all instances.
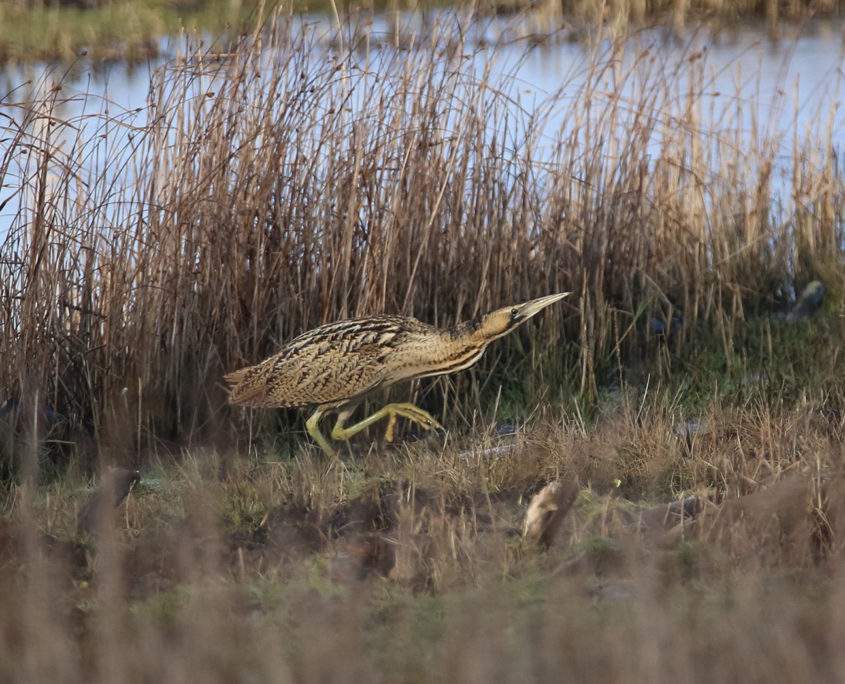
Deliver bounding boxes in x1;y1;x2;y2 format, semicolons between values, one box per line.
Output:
447;316;486;342
447;315;512;346
390;317;492;383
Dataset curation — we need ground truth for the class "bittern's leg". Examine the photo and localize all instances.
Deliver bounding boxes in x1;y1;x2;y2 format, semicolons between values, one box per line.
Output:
305;409;335;456
330;403;443;444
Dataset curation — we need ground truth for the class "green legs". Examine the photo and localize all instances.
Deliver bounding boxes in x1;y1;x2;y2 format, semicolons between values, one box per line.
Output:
305;403;444;456
305;410;336;456
332;402;443;444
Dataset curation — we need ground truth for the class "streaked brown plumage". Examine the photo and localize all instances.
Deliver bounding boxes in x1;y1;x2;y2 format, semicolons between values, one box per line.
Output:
225;292;568;455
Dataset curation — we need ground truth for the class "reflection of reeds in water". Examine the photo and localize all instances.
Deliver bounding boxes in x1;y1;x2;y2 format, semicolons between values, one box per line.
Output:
0;14;842;451
1;0;840;64
487;0;843;37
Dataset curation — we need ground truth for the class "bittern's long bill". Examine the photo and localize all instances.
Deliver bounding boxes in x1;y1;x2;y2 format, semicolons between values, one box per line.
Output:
225;292;569;455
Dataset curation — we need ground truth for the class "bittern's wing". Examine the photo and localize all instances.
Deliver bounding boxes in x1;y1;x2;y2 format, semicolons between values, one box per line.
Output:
226;350;389;408
225;316;415;408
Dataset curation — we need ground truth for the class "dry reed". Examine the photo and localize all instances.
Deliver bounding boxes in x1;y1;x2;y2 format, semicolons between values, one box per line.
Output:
0;14;842;463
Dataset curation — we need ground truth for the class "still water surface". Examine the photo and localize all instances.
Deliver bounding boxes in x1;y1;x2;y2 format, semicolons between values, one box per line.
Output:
1;15;843;240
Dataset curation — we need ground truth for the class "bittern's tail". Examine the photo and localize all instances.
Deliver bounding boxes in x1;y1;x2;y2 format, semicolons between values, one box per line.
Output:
225;366;270;406
223;368;249;385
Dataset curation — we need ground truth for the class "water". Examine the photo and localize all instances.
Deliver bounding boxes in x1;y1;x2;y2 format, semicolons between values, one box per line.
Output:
1;14;844;242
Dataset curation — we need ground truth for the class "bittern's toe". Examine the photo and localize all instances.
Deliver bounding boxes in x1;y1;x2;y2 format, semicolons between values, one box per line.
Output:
385;413;399;443
383;403;442;443
431;423;448;437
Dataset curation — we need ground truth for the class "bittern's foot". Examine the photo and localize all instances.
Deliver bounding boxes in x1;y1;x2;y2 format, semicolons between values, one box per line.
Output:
382;403;443;443
328;402;443;451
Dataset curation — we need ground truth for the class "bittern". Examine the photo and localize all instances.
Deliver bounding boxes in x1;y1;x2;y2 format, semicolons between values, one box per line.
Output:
225;292;568;455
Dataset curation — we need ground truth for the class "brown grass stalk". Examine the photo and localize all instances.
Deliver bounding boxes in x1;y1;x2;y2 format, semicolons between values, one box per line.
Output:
0;16;842;462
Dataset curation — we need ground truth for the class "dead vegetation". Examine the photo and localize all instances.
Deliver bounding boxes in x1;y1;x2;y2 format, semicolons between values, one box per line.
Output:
0;397;843;682
1;14;842;463
1;12;844;682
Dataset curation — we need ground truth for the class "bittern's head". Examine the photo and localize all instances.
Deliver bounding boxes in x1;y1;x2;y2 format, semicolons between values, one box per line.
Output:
478;292;569;341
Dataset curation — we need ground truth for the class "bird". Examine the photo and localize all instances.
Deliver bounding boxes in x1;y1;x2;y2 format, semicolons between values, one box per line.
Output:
225;292;569;455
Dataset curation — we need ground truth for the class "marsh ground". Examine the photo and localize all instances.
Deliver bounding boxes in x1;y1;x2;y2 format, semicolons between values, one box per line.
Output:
2;367;844;682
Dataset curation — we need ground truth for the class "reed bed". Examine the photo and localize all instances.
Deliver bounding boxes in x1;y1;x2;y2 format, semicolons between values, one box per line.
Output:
1;14;843;468
1;14;844;681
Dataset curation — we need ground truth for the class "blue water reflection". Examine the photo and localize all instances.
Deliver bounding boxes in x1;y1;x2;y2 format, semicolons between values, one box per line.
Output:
1;15;843;242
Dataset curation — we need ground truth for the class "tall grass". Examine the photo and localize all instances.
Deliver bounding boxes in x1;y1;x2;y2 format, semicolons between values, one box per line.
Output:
1;14;843;465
